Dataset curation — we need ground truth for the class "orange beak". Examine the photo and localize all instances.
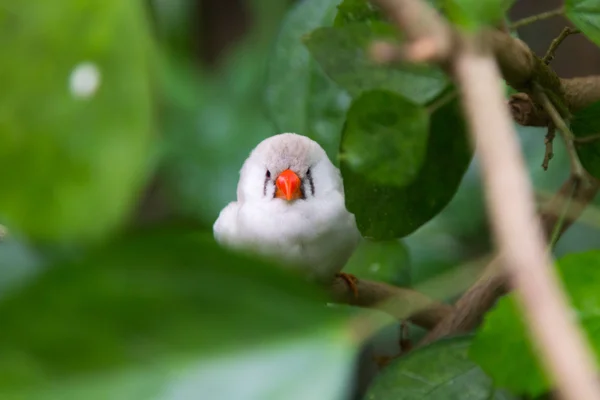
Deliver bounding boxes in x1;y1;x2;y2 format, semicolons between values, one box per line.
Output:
275;169;302;201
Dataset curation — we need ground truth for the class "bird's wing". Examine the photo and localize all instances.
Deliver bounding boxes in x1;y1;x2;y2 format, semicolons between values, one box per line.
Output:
289;192;362;280
307;208;362;280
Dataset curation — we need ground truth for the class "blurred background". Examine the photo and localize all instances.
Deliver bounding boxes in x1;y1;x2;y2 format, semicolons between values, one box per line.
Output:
1;0;600;397
3;0;598;295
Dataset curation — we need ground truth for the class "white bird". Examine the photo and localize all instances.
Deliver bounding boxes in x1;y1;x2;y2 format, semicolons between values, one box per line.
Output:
213;133;362;291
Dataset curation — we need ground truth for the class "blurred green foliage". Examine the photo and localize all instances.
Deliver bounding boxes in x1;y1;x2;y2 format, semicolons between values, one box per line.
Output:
444;0;514;31
0;227;361;399
565;0;600;46
570;100;600;178
264;0;349;160
471;250;600;397
0;1;154;242
343;239;410;285
304;23;448;106
2;0;600;399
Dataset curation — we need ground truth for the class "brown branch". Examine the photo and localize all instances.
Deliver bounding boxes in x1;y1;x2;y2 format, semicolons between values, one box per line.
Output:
512;77;600;127
509;92;550;126
421;175;599;346
372;0;600;398
329;276;452;330
562;76;600;112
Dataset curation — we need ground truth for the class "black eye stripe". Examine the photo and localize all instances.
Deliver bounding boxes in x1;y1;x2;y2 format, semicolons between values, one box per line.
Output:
263;170;270;196
307;168;315;196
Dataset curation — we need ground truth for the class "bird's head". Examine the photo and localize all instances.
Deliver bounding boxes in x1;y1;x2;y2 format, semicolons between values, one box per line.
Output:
237;133;342;204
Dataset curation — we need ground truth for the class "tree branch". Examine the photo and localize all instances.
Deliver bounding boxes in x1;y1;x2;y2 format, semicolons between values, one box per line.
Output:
510;7;565;30
371;0;600;398
421;175;599;345
329;276;452;330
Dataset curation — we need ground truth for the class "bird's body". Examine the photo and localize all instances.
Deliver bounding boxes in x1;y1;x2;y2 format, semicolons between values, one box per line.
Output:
213;133;361;283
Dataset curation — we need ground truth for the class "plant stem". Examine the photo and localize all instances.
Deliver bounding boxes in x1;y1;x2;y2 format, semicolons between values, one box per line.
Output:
533;83;585;179
510;7;565;30
549;179;579;249
574;133;600;144
543;27;581;64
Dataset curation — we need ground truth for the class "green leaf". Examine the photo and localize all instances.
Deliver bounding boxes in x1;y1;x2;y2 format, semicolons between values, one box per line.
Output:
566;0;600;46
341;90;430;187
0;1;155;242
304;22;449;106
334;0;385;27
334;0;444;27
264;0;350;159
343;239;410;285
470;250;600;396
570;100;600;178
366;336;518;399
0;227;360;399
444;0;514;31
343;93;472;239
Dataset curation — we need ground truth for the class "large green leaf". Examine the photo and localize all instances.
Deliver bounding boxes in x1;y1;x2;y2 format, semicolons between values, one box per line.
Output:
343;93;472;239
470;250;600;396
304;22;449;106
444;0;514;31
264;0;350;159
366;336;518;399
0;1;155;242
570;100;600;178
0;227;361;399
341;90;429;187
566;0;600;47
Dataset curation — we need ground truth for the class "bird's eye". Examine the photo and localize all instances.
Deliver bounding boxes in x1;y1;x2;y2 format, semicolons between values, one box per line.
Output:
306;168;311;176
266;170;271;179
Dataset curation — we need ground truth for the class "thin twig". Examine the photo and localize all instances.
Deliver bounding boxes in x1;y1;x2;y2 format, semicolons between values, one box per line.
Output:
542;125;556;171
549;178;579;249
533;83;585;179
543;27;581;65
574;133;600;144
510;7;565;30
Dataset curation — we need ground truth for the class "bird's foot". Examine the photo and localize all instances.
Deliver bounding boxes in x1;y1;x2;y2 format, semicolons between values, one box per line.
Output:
335;272;359;298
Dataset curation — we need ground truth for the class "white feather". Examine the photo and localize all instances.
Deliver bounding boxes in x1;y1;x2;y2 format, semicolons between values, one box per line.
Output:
213;133;362;282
